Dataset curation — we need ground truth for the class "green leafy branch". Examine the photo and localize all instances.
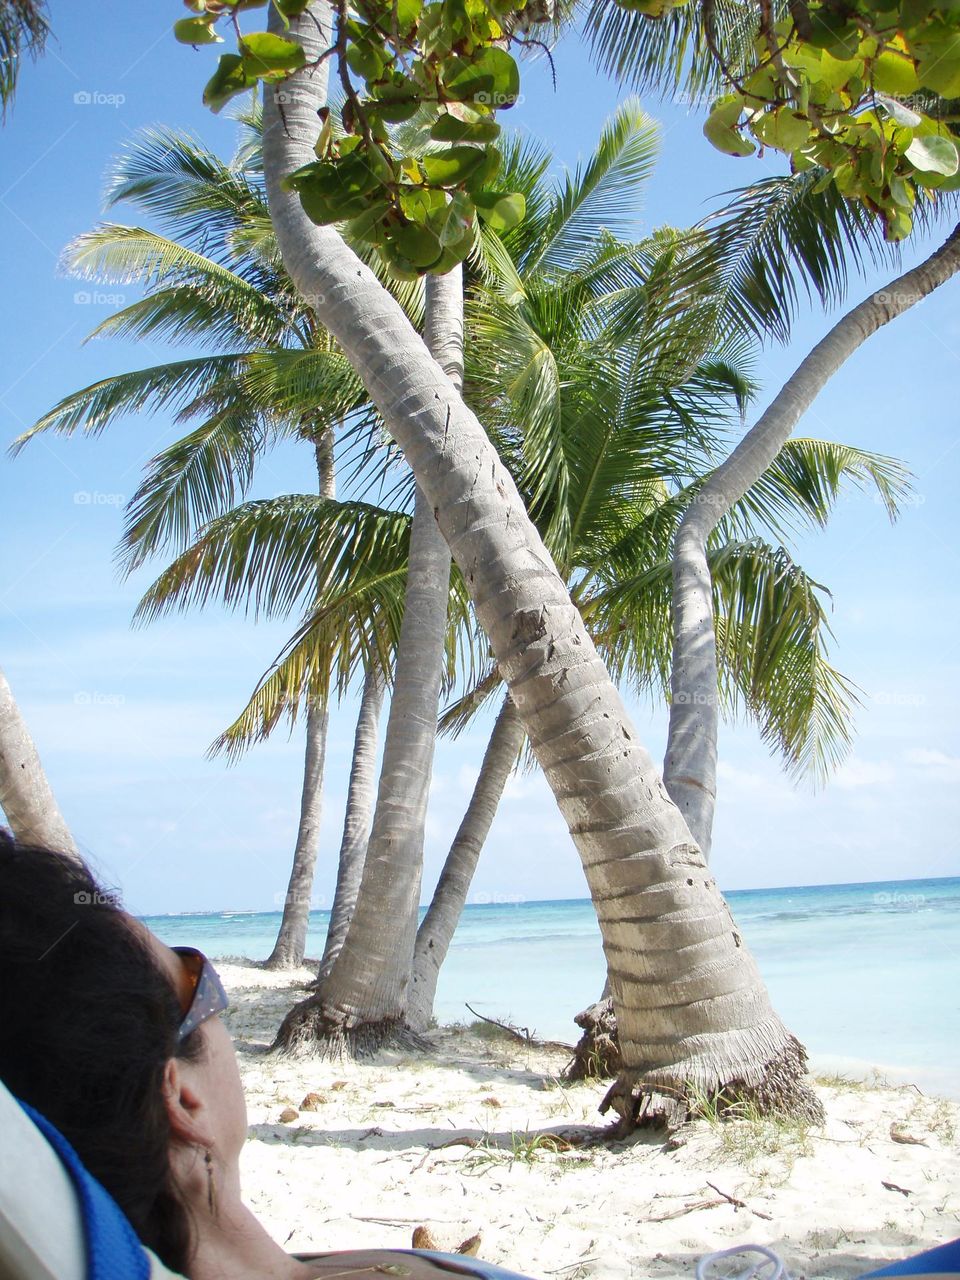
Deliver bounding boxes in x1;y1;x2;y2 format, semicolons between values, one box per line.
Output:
175;0;530;275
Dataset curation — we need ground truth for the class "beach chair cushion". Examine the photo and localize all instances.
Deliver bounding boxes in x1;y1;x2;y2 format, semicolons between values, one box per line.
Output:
860;1240;960;1280
0;1077;185;1280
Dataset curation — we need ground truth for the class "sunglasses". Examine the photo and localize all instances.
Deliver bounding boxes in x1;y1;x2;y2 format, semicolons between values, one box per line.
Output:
172;947;229;1044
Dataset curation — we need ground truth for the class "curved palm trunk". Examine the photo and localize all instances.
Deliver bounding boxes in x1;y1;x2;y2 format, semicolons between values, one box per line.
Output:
0;664;77;856
265;433;335;969
408;692;524;1031
263;6;820;1125
315;662;385;983
275;266;463;1052
664;224;960;857
571;224;960;1081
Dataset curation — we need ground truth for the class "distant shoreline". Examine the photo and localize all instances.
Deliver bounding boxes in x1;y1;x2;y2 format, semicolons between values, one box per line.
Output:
141;871;960;920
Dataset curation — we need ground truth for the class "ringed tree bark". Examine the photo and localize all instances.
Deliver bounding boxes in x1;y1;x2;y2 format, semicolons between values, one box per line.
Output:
275;265;463;1053
315;662;385;984
408;692;525;1032
0;664;78;856
263;2;823;1125
566;222;960;1081
265;432;335;969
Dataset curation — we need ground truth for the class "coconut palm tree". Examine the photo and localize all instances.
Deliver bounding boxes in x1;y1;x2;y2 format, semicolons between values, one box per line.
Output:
257;4;960;1126
164;106;910;1043
403;154;911;1028
11;125;410;967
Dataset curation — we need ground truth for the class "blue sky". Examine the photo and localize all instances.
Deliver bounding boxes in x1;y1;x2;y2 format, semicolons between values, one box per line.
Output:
1;2;958;916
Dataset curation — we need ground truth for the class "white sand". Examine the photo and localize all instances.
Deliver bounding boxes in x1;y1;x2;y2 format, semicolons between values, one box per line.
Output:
219;961;960;1280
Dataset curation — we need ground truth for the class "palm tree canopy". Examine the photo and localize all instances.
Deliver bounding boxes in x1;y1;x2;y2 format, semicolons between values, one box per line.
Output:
0;0;47;114
16;105;913;783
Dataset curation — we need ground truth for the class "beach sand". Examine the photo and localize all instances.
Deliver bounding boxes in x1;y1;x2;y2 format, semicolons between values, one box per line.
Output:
219;961;960;1280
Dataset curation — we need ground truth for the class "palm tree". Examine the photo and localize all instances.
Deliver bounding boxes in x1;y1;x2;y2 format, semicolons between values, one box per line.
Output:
403;128;912;1028
12;126;404;967
286;268;464;1053
0;1;72;853
259;4;960;1126
0;665;78;855
0;0;47;113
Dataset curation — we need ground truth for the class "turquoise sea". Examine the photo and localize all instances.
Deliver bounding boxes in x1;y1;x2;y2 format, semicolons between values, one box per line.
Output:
146;876;960;1098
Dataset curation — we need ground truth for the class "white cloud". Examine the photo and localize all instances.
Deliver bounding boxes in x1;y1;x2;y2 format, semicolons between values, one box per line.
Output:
833;758;898;790
904;748;960;781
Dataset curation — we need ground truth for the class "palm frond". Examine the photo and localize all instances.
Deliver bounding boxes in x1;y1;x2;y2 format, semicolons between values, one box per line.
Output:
65;226;304;348
726;437;913;542
10;354;255;451
0;0;47;113
583;0;754;100
710;539;860;784
438;664;504;736
119;411;267;573
520;96;659;279
134;494;412;625
104;127;271;255
698;173;892;345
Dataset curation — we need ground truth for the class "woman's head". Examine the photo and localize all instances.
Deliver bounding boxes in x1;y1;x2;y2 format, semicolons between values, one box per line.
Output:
0;839;245;1273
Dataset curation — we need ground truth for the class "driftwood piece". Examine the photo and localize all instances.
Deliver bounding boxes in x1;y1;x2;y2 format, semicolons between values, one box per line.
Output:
464;1003;574;1053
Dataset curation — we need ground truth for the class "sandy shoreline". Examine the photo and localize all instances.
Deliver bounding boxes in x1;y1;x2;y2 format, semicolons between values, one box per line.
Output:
219;960;960;1280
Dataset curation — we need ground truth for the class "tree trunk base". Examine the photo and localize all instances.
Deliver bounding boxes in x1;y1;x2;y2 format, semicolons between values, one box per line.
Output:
562;997;621;1082
262;950;304;972
272;993;432;1059
598;1035;826;1137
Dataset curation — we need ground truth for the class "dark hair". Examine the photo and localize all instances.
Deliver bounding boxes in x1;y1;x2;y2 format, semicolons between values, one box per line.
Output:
0;840;203;1273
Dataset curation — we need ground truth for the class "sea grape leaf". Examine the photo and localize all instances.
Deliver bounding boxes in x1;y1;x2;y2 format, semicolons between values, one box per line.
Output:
174;17;222;44
422;145;488;185
905;133;960;175
472;189;525;232
203;54;257;112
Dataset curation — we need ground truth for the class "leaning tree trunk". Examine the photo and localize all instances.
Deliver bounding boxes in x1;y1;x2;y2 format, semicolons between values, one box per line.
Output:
0;664;78;856
315;662;385;983
264;4;828;1126
408;692;524;1031
663;222;960;858
265;433;335;969
567;223;960;1083
274;266;463;1054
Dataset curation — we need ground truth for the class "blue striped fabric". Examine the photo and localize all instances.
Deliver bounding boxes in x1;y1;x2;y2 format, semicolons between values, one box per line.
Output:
17;1099;150;1280
860;1241;960;1278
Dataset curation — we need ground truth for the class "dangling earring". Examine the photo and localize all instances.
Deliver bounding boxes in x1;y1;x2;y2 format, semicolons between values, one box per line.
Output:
204;1148;217;1215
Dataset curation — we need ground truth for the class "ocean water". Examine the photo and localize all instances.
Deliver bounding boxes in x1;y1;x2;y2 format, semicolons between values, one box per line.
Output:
145;876;960;1097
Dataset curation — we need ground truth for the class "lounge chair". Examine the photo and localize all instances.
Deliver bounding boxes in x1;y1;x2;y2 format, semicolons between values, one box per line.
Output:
0;1076;529;1279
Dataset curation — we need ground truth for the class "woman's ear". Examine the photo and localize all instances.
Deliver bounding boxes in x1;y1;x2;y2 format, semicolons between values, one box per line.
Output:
161;1057;214;1148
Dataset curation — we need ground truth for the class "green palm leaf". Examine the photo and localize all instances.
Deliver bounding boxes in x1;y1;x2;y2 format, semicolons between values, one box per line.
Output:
519;97;659;280
10;354;255;449
134;494;413;625
726;437;912;541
